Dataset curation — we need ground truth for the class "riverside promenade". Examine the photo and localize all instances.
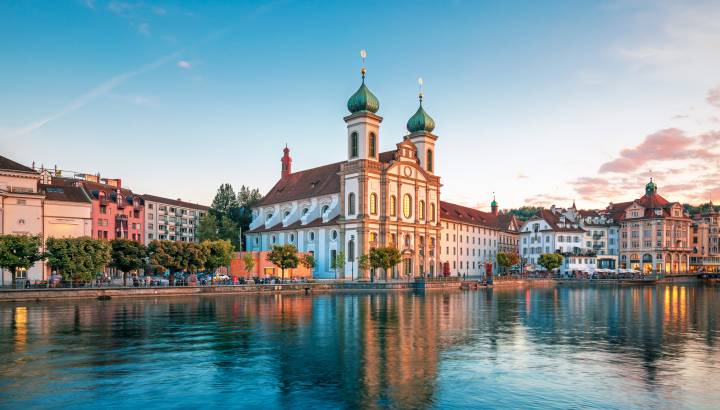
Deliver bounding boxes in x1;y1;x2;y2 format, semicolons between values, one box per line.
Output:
0;277;557;302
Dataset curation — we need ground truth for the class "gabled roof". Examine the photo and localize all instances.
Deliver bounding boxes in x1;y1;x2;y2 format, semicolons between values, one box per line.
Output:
141;194;210;211
0;155;37;174
257;161;343;206
40;183;91;203
439;201;514;231
53;177;141;205
527;209;585;233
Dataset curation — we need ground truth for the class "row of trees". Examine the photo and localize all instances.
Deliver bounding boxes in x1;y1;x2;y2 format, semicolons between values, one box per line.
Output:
198;184;261;251
0;234;233;285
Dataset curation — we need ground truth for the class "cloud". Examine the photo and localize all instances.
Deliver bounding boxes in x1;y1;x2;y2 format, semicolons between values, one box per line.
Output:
598;128;714;173
2;50;182;138
177;60;191;69
136;22;150;36
708;86;720;108
83;0;96;9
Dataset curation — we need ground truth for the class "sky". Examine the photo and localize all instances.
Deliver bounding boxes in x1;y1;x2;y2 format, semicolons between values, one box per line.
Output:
1;0;719;212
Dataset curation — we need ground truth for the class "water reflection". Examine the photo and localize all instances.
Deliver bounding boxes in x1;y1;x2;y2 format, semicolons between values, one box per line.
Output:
0;285;719;409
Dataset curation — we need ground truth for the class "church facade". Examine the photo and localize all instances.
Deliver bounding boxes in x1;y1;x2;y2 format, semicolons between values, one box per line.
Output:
246;67;518;279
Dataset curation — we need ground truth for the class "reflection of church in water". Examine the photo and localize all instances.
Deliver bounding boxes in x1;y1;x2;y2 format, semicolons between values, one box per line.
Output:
247;59;517;279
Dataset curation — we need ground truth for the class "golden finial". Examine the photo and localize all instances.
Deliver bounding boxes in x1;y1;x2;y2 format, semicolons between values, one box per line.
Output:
360;49;367;80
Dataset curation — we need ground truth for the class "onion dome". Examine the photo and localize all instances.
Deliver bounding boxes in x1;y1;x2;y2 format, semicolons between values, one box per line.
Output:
347;69;380;114
406;94;435;133
645;178;657;195
491;198;498;208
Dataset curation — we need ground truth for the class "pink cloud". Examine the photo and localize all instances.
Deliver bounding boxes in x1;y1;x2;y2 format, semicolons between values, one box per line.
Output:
599;128;714;173
707;86;720;108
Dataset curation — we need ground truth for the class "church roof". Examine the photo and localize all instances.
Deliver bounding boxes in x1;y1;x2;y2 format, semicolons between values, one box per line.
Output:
257;162;343;206
440;201;515;232
0;155;37;174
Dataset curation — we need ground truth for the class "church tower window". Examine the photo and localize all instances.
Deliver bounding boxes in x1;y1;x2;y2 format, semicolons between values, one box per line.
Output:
427;149;433;172
369;193;378;215
430;203;436;222
419;200;426;220
369;133;377;158
348;193;356;215
403;194;412;219
350;132;359;158
390;195;397;217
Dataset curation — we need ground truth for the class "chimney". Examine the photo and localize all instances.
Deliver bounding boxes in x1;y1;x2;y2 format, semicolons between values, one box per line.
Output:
281;145;292;179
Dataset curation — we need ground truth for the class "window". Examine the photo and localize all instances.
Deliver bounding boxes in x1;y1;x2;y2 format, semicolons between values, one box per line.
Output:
369;193;378;215
289;234;295;242
369;232;377;242
369;133;377;157
309;231;315;241
418;200;425;220
403;194;412;218
331;250;337;268
430;203;435;222
427;149;433;172
350;132;359;158
331;230;338;240
302;208;309;216
348;193;356;215
390;196;397;216
321;205;329;215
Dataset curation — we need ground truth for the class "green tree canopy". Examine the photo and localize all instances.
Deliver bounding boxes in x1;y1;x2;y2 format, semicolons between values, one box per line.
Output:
333;250;345;280
0;234;44;284
266;244;299;280
203;239;233;273
538;253;564;272
197;213;219;242
242;252;256;275
369;246;402;281
300;253;316;271
110;239;147;285
496;252;511;271
46;237;111;282
148;240;187;284
185;242;208;273
211;183;240;216
218;215;241;250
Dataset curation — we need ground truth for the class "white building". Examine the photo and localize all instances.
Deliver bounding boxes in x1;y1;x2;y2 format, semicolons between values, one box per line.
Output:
520;206;587;270
141;194;210;243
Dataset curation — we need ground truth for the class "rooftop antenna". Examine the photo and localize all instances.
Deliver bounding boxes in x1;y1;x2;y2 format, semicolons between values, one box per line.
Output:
360;49;367;81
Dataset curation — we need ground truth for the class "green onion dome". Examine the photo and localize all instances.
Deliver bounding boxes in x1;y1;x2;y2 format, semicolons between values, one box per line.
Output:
347;72;380;114
406;97;435;133
491;198;498;208
645;178;657;195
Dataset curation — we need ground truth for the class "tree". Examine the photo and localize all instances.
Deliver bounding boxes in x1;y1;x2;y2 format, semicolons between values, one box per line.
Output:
110;239;147;286
0;234;44;287
508;206;543;221
357;253;371;281
237;185;262;250
185;242;208;274
46;237;111;284
538;253;564;272
496;252;513;274
203;240;233;273
242;252;256;276
333;250;345;280
218;215;241;250
300;253;316;273
369;246;402;281
148;240;186;285
211;183;240;216
197;213;219;242
507;252;520;269
266;244;299;281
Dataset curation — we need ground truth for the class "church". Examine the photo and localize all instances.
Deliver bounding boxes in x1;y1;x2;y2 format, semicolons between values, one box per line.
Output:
246;63;519;280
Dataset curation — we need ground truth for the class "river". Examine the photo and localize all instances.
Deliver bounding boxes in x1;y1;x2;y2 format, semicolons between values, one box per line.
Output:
1;284;719;409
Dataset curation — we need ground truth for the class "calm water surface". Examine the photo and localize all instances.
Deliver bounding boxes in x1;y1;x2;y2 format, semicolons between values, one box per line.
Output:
1;285;719;409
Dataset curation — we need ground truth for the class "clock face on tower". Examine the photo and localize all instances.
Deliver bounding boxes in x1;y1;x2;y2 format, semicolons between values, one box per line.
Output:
403;166;412;177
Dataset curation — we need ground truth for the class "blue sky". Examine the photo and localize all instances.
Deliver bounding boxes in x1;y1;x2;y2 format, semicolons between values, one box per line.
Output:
1;0;719;209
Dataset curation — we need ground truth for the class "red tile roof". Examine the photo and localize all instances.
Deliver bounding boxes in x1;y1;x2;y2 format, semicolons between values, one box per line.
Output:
257;162;342;206
440;201;515;231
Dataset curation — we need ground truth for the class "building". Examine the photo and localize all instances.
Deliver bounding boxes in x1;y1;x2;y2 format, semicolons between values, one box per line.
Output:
55;175;145;242
691;203;720;273
141;194;210;243
1;156;95;285
520;206;588;270
613;179;692;274
438;199;520;276
246;65;518;280
0;156;44;285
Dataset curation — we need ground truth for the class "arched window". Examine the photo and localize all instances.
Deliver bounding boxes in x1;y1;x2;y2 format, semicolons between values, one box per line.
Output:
427;149;433;172
390;195;397;217
403;194;412;219
430;203;436;222
348;193;356;215
369;133;377;158
369;232;377;242
418;200;425;220
321;205;329;215
369;193;378;215
350;132;359;158
348;239;355;261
